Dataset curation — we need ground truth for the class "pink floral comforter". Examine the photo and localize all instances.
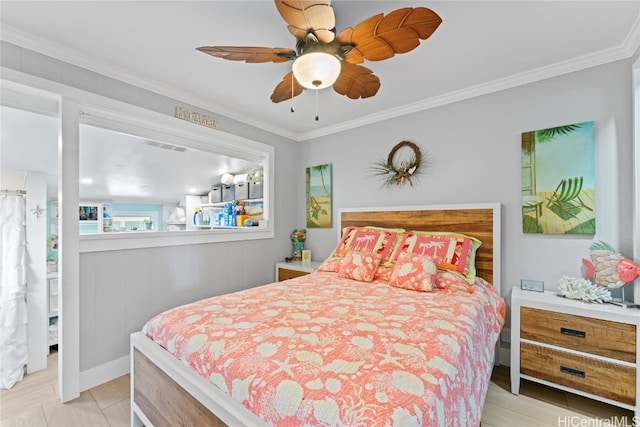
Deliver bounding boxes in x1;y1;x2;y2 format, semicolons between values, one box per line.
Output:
142;272;505;426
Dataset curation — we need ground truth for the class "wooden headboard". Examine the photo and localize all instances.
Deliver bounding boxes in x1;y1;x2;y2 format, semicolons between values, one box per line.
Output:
339;204;501;293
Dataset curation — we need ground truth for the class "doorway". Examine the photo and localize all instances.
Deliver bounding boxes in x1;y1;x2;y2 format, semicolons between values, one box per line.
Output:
1;104;60;387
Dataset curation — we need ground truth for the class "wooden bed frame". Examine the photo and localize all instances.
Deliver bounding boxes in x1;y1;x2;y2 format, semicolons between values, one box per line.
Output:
130;203;501;427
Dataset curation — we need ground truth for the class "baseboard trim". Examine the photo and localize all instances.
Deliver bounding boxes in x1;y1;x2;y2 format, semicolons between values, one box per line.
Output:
79;354;130;392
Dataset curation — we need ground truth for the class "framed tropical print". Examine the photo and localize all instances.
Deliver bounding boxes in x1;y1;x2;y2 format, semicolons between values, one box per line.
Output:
306;164;332;228
521;121;595;235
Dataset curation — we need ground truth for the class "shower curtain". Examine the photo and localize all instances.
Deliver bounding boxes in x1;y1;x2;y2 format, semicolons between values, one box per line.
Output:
0;194;27;389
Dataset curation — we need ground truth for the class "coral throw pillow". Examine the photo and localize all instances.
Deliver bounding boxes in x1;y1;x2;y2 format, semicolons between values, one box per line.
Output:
319;226;404;275
338;251;382;282
374;265;394;282
334;227;399;265
434;270;475;294
389;252;437;292
394;232;481;283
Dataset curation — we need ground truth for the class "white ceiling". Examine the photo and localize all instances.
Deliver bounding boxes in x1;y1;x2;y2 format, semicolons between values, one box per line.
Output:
1;1;639;203
2;1;639;139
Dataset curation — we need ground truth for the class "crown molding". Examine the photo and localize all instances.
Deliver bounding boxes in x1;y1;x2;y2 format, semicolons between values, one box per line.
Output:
0;25;299;141
623;13;640;57
299;15;640;141
3;12;639;143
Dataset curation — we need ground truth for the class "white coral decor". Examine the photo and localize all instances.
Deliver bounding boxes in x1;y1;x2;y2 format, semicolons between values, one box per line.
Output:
556;276;612;303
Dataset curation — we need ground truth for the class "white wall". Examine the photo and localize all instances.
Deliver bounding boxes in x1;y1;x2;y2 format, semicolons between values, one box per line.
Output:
0;170;27;190
3;42;635;386
78;239;277;368
299;60;634;311
1;42;302;388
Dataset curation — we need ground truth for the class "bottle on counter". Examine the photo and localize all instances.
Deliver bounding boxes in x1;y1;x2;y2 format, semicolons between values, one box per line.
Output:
194;208;204;226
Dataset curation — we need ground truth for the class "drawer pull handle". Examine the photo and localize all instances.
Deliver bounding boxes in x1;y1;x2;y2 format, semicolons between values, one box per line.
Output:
560;327;585;338
560;366;585;378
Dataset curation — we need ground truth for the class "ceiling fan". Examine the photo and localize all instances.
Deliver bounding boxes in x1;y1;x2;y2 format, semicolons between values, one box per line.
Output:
196;1;442;107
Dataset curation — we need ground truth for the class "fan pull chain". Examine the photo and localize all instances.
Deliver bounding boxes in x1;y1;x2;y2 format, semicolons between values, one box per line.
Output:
290;74;295;113
315;89;319;121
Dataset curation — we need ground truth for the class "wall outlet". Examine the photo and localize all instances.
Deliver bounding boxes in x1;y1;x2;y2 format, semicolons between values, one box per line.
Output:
501;328;511;343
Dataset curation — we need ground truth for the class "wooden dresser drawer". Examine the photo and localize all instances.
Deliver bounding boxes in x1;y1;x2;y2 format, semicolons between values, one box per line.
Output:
277;267;309;281
520;342;636;405
521;307;636;363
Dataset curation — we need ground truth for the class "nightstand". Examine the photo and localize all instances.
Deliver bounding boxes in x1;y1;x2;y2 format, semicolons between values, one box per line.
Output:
510;286;639;417
275;260;321;282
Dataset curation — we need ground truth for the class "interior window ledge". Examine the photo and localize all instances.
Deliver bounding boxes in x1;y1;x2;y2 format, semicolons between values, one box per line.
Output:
79;227;273;253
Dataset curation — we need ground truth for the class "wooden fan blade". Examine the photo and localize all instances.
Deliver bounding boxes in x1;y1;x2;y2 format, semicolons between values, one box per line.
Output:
197;46;296;63
335;27;364;64
274;0;336;43
336;7;442;63
271;71;305;103
332;61;380;100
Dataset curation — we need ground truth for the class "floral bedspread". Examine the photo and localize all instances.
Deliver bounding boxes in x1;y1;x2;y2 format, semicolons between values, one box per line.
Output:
142;272;505;426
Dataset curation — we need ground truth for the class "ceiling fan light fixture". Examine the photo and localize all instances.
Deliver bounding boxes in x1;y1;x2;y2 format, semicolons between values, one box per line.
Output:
292;52;341;90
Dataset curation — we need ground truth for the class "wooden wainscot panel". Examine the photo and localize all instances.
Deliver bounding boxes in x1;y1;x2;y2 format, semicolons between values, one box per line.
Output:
520;342;636;405
521;307;636;363
134;348;227;427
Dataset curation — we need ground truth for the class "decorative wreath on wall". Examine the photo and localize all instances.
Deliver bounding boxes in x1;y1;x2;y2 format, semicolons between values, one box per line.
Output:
371;141;423;186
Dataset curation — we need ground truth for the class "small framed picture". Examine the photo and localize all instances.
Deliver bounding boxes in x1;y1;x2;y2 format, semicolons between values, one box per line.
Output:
521;279;544;292
301;250;311;264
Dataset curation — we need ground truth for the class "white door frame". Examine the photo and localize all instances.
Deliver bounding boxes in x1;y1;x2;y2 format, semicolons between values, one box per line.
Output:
633;55;640;304
58;97;81;402
26;172;48;374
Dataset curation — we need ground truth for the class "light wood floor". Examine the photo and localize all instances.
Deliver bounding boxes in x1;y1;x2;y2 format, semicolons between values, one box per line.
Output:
1;350;635;426
0;350;129;427
484;363;635;427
